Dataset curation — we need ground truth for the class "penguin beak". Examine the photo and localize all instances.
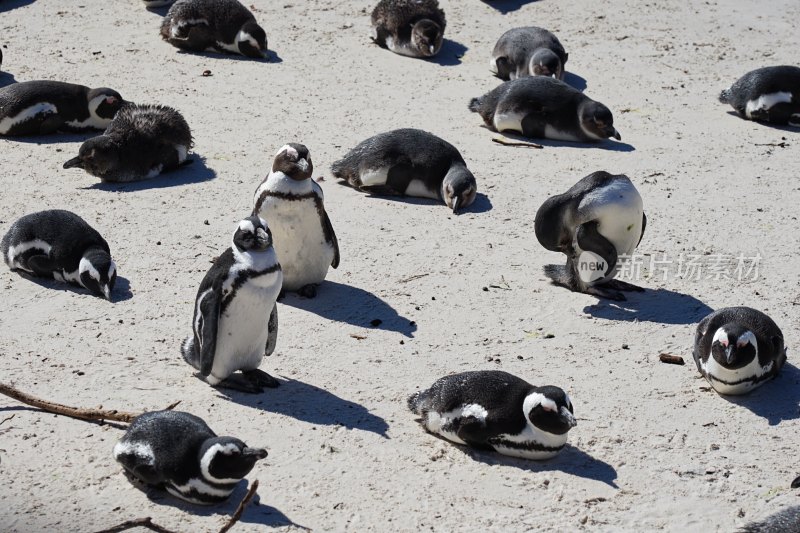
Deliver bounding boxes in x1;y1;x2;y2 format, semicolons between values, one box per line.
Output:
725;346;735;365
63;156;84;169
451;196;461;214
103;285;112;301
242;447;268;459
560;407;577;428
611;128;621;141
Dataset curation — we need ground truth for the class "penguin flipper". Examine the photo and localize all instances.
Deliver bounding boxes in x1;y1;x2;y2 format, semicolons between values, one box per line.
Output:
322;210;340;268
195;288;221;376
455;417;493;451
638;212;647;246
26;254;57;278
359;184;403;196
265;303;278;357
576;221;618;278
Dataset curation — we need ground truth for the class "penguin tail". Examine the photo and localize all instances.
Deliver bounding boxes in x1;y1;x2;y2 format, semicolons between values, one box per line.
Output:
718;88;731;104
468;97;482;113
180;336;201;371
543;264;575;289
407;390;428;414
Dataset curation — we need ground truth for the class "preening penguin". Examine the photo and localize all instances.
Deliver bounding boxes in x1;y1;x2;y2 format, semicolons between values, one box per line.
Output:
253;143;339;298
1;210;117;300
181;216;283;393
469;77;621;142
331;128;477;213
63;104;192;182
408;371;576;459
161;0;268;58
0;80;123;136
113;410;267;505
719;65;800;126
371;0;446;58
534;171;646;301
491;27;568;80
693;307;786;395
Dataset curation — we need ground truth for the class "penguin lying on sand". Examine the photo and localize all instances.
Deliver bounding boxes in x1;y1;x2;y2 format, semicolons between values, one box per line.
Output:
719;65;800;126
371;0;446;58
491;26;568;80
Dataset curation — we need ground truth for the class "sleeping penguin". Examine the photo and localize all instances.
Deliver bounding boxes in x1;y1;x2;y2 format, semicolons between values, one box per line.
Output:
491;26;568;80
693;306;786;395
371;0;446;58
719;65;800;126
408;370;576;460
534;171;646;301
180;216;283;393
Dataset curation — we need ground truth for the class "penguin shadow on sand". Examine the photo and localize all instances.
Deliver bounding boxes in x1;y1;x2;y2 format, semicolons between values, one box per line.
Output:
174;49;283;64
342;189;493;215
8;131;96;145
481;0;540;14
0;70;17;89
719;362;800;426
0;0;36;12
723;111;800;133
427;40;468;67
281;280;417;338
563;71;588;92
221;376;390;437
486;129;635;152
11;271;134;303
82;154;216;192
583;287;713;325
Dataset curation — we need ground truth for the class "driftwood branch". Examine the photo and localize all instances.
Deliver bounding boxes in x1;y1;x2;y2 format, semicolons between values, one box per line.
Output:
0;382;180;424
219;480;260;533
659;353;685;365
94;517;176;533
492;137;543;149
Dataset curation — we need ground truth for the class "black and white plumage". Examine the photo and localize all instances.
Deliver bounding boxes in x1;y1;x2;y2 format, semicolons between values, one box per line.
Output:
719;66;800;126
469;77;621;142
62;104;192;183
535;171;646;301
491;27;568;80
331;128;478;213
113;410;267;505
371;0;446;58
693;307;786;395
1;210;117;300
161;0;268;58
0;80;123;136
253;144;339;298
408;371;576;459
181;216;283;394
739;506;800;533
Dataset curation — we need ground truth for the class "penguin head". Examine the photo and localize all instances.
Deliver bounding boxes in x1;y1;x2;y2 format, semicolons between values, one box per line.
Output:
526;386;577;435
63;136;120;177
233;216;272;252
87;88;124;121
711;325;758;369
199;437;268;483
442;166;478;214
236;22;268;58
411;19;444;57
272;143;313;181
529;48;562;79
579;101;621;141
79;247;117;301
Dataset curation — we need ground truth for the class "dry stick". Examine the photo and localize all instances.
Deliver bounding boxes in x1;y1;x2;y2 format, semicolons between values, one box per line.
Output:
659;353;685;365
219;480;260;533
0;382;180;424
94;516;177;533
398;273;429;283
492;137;543;149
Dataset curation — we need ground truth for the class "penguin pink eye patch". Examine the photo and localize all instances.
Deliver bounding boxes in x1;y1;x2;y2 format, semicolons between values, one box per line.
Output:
105;97;118;104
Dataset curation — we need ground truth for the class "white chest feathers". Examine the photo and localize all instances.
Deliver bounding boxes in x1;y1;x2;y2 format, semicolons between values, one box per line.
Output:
745;91;793;119
577;178;644;258
0;103;57;134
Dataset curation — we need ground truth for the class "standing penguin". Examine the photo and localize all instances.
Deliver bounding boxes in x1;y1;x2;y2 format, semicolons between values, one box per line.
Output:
2;210;117;300
693;307;786;395
161;0;268;58
63;104;192;182
408;370;577;459
331;128;478;213
252;144;339;298
719;65;800;126
181;216;283;393
534;171;646;301
371;0;446;58
0;80;123;136
491;27;568;80
113;410;267;505
469;77;621;142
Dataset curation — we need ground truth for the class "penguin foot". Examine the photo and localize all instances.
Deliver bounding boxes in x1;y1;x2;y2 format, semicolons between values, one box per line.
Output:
215;374;264;394
603;279;645;293
298;284;317;298
585;285;626;301
244;368;280;388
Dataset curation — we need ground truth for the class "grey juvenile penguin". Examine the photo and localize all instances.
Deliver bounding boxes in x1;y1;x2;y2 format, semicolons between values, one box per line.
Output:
0;80;123;136
331;128;477;213
739;506;800;533
693;306;786;395
113;410;267;505
63;104;192;182
469;77;621;142
719;65;800;126
161;0;268;58
371;0;446;58
491;27;568;80
2;210;117;300
534;171;646;301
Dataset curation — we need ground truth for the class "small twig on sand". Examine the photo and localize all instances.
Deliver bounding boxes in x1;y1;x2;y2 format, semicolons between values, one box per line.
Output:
0;383;180;424
94;517;176;533
0;414;15;426
659;353;685;365
754;142;789;148
219;480;260;533
349;334;367;340
492;137;543;149
398;273;429;283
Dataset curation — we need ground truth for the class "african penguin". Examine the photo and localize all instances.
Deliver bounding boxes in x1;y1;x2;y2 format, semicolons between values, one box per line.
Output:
719;65;800;126
252;143;339;298
1;209;117;300
534;171;646;301
408;371;576;459
330;128;478;213
113;410;267;505
371;0;446;58
0;80;123;136
693;306;786;395
181;216;283;394
469;77;621;142
491;27;568;81
63;103;192;182
161;0;268;59
739;506;800;533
